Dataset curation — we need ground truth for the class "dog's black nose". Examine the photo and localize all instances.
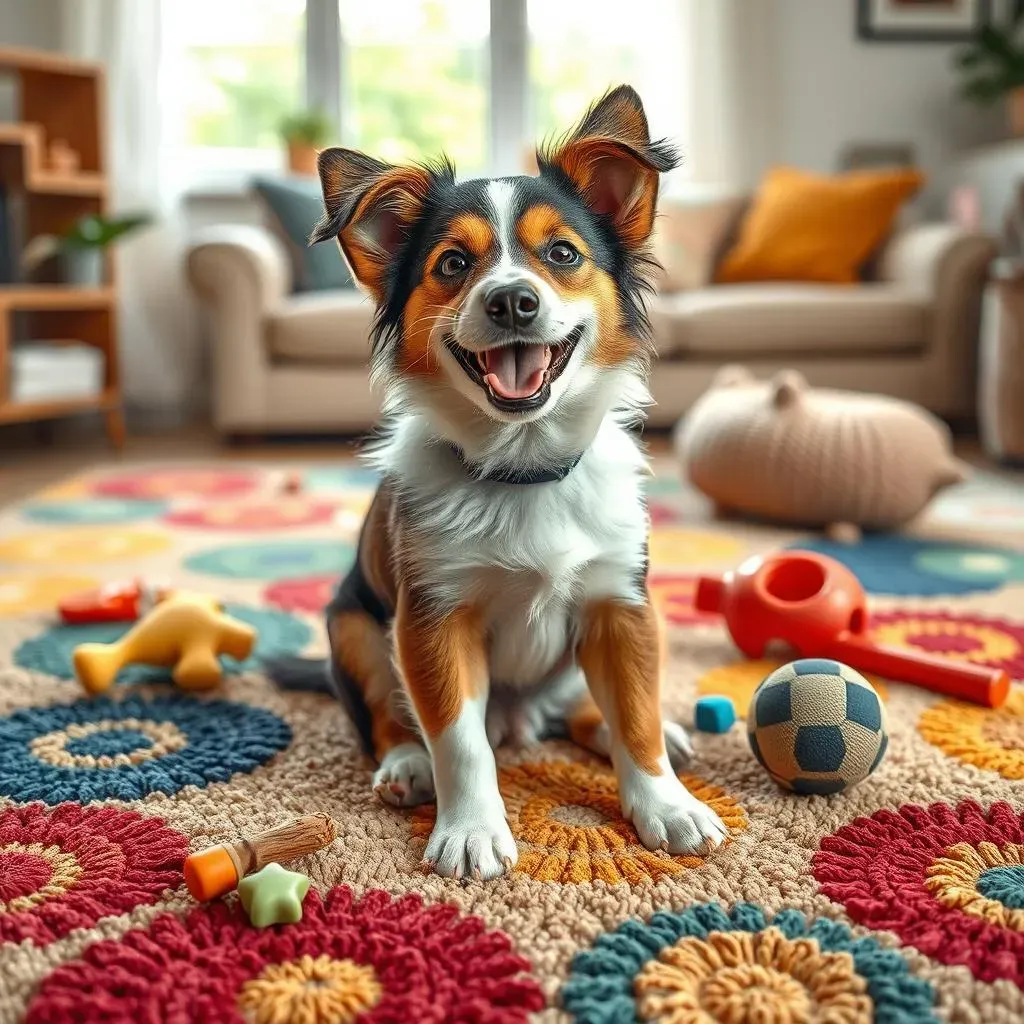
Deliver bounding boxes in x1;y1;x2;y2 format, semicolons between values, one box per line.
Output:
484;284;540;329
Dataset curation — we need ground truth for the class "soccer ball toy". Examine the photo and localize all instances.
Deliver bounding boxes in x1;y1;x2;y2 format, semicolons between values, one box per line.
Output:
747;659;888;795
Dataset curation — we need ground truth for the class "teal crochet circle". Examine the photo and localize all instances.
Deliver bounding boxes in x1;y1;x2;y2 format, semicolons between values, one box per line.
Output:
65;728;154;760
977;865;1024;911
562;902;938;1023
185;540;354;581
915;548;1024;586
14;603;311;684
303;466;381;492
22;498;169;524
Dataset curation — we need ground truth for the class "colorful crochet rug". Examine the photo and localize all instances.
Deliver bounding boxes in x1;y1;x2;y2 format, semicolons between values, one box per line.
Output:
0;458;1023;1022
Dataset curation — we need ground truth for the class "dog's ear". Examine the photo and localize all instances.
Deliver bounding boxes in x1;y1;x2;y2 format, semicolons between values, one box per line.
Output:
310;148;440;301
539;85;679;248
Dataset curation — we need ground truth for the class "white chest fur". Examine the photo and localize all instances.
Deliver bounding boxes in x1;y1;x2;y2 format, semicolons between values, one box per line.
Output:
377;414;650;688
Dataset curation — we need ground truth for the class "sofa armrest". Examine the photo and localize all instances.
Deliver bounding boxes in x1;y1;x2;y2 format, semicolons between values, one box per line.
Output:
877;223;995;296
187;226;292;431
877;224;996;418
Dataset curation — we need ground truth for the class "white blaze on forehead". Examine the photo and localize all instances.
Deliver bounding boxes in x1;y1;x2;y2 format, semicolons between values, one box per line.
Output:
486;179;518;269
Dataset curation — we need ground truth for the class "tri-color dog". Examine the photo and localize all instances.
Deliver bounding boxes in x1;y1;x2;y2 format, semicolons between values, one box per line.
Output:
281;85;726;880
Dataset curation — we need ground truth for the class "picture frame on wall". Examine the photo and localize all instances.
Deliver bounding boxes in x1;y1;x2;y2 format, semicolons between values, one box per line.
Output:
857;0;992;42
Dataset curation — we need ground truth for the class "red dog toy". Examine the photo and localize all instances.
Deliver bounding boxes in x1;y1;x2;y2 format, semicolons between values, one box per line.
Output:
695;550;1009;708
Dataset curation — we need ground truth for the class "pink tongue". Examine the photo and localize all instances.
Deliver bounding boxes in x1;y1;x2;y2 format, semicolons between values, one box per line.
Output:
482;345;551;399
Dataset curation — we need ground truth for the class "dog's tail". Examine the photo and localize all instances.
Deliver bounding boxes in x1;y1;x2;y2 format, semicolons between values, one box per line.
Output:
262;656;334;694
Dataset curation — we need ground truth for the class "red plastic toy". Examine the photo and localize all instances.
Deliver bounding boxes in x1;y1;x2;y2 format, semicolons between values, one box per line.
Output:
695;550;1010;708
58;580;166;625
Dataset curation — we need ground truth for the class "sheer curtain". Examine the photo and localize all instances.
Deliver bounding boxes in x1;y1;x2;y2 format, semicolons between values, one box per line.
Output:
677;0;779;195
60;0;200;424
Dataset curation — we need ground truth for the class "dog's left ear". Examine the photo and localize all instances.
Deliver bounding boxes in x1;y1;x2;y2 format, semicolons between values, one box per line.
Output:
540;85;679;248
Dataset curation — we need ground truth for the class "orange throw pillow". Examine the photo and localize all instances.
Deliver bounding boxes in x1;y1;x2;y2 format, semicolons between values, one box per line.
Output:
715;166;925;285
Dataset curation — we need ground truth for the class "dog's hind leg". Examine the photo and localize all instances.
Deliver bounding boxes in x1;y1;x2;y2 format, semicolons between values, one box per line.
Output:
328;609;434;808
567;690;693;770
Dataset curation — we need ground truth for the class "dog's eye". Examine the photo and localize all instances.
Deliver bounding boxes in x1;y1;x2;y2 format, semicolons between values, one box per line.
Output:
437;251;469;278
546;241;579;266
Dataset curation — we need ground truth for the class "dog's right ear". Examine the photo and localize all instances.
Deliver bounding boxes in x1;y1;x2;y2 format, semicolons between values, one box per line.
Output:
310;148;441;302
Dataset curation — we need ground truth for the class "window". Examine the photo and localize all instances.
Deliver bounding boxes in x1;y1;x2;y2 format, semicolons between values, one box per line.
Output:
173;0;304;173
339;0;488;173
169;0;682;187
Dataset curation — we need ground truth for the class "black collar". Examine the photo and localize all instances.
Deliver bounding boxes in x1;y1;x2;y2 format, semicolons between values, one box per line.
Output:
444;442;584;485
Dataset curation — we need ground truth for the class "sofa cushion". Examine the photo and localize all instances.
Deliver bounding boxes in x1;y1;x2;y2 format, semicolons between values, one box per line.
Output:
652;196;748;292
268;292;375;365
252;176;356;293
653;284;930;358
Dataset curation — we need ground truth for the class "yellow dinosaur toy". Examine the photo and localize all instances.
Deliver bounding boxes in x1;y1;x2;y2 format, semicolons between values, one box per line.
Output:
73;591;256;694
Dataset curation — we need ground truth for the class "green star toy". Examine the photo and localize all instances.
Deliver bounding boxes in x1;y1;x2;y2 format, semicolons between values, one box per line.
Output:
236;862;310;928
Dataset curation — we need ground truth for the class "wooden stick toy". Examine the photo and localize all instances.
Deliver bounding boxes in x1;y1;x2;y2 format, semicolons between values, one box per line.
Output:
184;813;338;902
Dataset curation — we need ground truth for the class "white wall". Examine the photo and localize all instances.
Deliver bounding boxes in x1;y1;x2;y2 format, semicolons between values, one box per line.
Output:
0;0;61;118
773;0;1004;208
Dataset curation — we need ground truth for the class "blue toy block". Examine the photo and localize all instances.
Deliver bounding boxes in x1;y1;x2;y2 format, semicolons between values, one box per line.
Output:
695;695;737;733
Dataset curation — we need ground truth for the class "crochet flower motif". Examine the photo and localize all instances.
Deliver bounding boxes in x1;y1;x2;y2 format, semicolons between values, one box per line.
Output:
0;694;292;803
411;759;746;884
26;887;545;1024
561;902;937;1023
918;688;1024;780
872;610;1024;681
0;802;185;947
814;799;1024;987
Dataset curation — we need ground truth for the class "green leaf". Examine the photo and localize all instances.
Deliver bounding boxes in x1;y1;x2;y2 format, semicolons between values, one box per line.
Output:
63;212;153;250
278;108;334;147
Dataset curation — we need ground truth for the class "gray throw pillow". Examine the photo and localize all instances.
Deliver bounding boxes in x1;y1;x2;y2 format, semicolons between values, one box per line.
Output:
251;176;355;293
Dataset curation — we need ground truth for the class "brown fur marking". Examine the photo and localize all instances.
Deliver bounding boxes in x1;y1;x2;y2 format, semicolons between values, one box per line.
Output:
394;591;487;739
577;598;665;775
567;692;607;751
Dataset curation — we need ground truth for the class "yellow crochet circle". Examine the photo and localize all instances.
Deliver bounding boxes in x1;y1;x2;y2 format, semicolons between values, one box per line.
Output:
697;659;888;718
648;528;743;570
0;842;82;914
874;619;1020;664
0;575;97;617
29;719;188;769
412;760;746;884
0;527;171;565
32;478;91;501
918;689;1024;780
635;926;871;1024
236;955;381;1024
925;841;1024;931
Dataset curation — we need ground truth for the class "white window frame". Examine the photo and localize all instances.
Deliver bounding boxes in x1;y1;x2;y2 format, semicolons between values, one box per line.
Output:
181;0;531;191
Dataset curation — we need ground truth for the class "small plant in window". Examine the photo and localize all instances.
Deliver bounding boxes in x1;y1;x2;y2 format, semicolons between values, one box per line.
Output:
956;8;1024;134
279;109;334;176
21;213;152;287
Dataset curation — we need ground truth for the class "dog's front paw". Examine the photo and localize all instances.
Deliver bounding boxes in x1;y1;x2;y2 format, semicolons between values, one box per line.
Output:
373;742;435;808
423;811;518;881
628;779;727;856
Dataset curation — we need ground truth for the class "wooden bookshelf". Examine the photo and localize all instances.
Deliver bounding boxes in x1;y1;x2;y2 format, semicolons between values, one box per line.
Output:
0;47;123;448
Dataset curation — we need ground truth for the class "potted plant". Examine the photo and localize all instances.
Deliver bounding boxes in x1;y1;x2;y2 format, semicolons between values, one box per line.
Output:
279;109;333;175
956;8;1024;135
21;212;152;287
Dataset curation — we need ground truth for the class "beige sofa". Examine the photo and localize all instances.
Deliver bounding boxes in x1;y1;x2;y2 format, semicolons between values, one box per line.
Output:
187;204;995;436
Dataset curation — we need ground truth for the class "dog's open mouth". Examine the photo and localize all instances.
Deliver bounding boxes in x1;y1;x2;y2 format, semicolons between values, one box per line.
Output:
445;325;584;412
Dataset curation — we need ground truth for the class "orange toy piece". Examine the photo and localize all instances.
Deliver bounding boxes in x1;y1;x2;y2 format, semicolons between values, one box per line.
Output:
73;591;256;694
695;550;1010;708
184;813;338;902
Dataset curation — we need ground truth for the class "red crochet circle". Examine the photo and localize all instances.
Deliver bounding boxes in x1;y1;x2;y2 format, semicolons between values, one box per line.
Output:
27;887;545;1023
263;575;336;614
0;802;186;947
813;800;1024;986
0;851;52;902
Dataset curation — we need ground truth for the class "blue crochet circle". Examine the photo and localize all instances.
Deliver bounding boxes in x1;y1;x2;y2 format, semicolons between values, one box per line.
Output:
65;728;153;759
0;694;292;803
303;465;381;492
562;901;938;1023
21;498;169;524
14;603;311;684
786;536;1024;596
185;541;355;581
977;865;1024;911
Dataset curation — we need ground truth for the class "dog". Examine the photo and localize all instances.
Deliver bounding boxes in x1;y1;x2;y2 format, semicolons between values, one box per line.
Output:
284;85;726;880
